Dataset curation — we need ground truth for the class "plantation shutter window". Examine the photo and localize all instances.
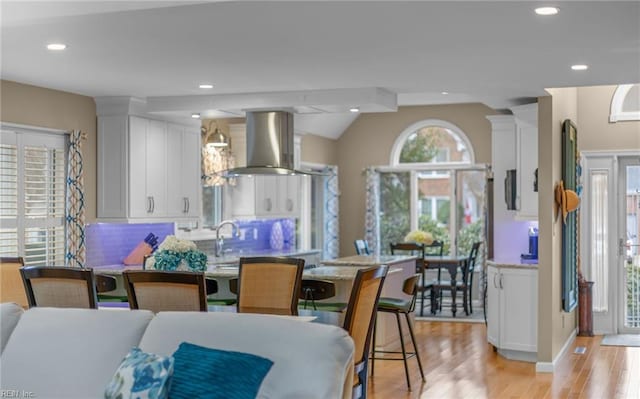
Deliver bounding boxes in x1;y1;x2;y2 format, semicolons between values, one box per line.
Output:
0;127;67;266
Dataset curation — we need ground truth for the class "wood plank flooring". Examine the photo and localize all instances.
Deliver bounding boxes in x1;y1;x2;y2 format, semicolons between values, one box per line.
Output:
367;321;640;399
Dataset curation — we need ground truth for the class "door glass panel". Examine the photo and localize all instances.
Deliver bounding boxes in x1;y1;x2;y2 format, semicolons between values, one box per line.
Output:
380;172;410;255
417;171;452;254
624;164;640;328
456;170;486;259
591;171;609;312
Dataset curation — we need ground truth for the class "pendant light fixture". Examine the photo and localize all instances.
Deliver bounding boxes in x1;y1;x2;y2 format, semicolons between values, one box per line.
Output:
201;121;234;186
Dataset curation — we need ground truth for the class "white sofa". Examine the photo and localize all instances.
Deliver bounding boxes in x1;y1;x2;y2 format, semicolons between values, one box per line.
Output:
0;303;354;399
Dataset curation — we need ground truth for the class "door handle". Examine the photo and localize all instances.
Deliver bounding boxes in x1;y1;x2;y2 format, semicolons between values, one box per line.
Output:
183;197;189;213
147;196;153;213
151;196;155;213
499;274;504;289
493;273;498;288
186;198;190;214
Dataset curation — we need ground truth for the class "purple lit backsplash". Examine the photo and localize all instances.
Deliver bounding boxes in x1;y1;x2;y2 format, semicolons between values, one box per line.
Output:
194;218;297;256
86;223;174;266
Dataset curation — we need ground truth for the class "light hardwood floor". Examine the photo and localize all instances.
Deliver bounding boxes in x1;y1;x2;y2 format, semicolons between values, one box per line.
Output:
368;321;640;399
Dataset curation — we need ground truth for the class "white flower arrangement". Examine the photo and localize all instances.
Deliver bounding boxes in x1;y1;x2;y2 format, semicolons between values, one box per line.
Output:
157;235;197;253
404;230;434;245
145;235;207;272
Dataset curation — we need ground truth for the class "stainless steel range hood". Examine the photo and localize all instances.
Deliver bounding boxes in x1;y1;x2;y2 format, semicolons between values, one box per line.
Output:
223;110;324;176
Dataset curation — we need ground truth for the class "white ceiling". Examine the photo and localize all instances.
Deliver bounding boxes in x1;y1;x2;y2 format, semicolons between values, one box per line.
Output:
2;1;639;138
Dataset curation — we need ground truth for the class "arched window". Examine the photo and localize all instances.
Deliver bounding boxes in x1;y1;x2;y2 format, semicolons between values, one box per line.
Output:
378;119;484;258
610;84;640;122
390;119;474;166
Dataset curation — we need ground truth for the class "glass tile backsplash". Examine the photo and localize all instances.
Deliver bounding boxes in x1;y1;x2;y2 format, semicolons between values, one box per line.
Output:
194;218;297;256
85;218;296;266
86;223;174;266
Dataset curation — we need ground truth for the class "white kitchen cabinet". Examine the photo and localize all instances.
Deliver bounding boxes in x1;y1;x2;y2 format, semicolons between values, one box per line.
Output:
512;103;539;220
224;175;300;219
486;263;538;362
98;115;201;221
166;123;201;218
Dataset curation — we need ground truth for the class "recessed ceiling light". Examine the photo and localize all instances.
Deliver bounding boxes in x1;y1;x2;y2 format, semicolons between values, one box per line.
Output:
191;113;201;119
441;91;449;95
349;107;360;113
571;64;588;71
535;7;559;16
199;84;214;89
46;43;67;51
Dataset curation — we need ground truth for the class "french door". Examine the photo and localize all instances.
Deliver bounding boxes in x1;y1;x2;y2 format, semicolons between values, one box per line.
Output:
583;153;640;334
618;156;640;333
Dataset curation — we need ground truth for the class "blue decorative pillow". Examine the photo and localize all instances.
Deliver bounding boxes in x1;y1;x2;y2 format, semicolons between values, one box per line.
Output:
104;347;174;399
170;342;274;399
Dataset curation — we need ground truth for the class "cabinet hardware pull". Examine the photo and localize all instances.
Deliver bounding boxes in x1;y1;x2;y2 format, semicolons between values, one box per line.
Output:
265;198;272;212
499;274;504;289
185;198;190;214
151;196;155;213
147;196;153;213
286;199;293;211
493;273;498;288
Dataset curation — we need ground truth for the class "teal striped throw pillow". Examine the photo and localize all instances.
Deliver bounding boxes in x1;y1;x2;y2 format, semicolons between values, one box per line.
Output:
170;342;274;399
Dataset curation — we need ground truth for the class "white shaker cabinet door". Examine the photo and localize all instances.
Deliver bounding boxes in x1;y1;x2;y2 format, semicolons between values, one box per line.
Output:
486;265;500;347
144;119;168;217
128;116;151;217
181;127;201;218
499;268;538;352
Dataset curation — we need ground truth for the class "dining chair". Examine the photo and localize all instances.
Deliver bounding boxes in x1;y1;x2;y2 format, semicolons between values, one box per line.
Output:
237;257;305;316
424;240;444;279
1;257;27;308
390;243;433;316
433;242;482;315
20;266;98;309
299;279;347;312
354;239;371;255
342;265;388;399
370;274;425;391
123;270;207;313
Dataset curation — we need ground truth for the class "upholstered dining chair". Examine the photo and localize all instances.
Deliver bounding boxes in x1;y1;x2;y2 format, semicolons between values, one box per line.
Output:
390;243;433;316
342;265;388;399
1;257;27;308
370;274;425;391
237;257;305;316
123;270;207;313
20;266;99;309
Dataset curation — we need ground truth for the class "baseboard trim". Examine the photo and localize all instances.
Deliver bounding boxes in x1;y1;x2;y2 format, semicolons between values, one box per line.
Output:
535;328;577;373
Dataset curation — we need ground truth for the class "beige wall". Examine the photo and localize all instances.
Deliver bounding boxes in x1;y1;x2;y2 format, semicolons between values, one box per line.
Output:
577;85;640;151
300;134;338;166
336;103;496;256
537;88;578;364
0;80;97;221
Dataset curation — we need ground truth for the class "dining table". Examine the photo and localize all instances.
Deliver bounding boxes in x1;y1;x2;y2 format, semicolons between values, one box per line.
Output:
423;255;468;317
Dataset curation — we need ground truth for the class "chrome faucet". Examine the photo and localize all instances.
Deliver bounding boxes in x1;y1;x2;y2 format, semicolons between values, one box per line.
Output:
214;220;240;257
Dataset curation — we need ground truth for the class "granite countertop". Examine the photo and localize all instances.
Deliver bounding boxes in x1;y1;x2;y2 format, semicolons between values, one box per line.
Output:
487;259;538;270
321;255;416;267
93;264;401;280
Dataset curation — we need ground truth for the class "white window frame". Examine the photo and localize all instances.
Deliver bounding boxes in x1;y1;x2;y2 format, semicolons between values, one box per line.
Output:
610;84;640;122
0;122;68;265
389;119;476;167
